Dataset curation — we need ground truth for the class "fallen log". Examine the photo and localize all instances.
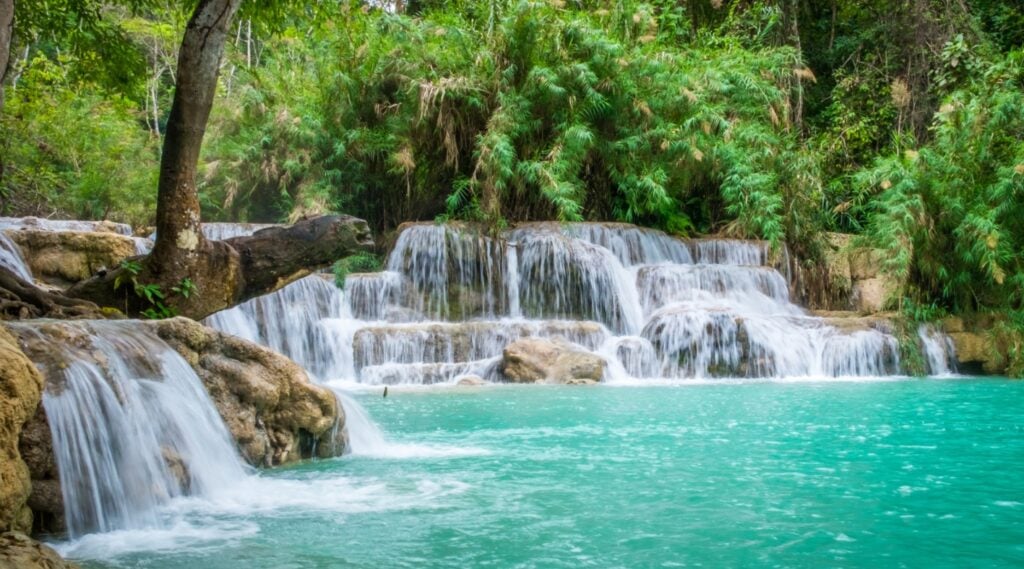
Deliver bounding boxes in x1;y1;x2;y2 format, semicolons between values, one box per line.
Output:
66;214;373;320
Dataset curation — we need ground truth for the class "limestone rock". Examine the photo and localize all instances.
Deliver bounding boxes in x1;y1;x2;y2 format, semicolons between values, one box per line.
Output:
0;327;43;534
851;277;894;313
947;331;1005;375
17;407;62;535
149;318;347;466
0;532;77;569
4;230;139;288
501;338;606;384
456;375;487;386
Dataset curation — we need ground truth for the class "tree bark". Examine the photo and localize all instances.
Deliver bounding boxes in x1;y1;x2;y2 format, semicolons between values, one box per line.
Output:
0;0;12;187
149;0;243;282
0;0;12;115
67;215;374;321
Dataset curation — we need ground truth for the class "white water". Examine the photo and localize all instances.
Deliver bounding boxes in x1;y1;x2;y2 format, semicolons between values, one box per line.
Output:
204;221;956;384
9;317;471;554
918;324;958;376
331;389;488;458
10;322;248;538
0;217;134;235
0;231;33;280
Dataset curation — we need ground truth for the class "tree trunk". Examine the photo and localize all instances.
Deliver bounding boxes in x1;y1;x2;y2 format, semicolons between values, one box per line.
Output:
784;0;804;133
59;0;379;320
0;0;13;187
0;0;12;114
149;0;243;283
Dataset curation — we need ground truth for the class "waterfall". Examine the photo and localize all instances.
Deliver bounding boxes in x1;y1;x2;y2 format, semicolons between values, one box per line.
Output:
204;276;348;380
10;321;248;538
0;231;33;281
205;221;958;385
918;324;958;376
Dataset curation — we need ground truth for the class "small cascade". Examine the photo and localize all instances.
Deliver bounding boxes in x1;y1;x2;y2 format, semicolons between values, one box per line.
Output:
687;238;768;266
344;271;405;321
386;224;511;320
559;222;694;265
332;391;389;454
202;222;283;241
0;231;33;280
511;228;644;334
918;324;958;376
10;321;247;538
204;276;347;380
0;217;134;235
207;220;957;385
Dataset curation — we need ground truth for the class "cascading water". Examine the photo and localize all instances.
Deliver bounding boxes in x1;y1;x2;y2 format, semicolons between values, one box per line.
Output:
0;217;134;235
10;321;248;538
918;324;958;376
205;221;955;384
0;231;33;281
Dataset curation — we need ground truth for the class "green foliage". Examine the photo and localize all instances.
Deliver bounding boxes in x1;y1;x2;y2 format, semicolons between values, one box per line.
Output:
0;55;159;224
192;0;819;248
989;312;1024;378
113;261;198;319
333;252;385;289
857;50;1024;316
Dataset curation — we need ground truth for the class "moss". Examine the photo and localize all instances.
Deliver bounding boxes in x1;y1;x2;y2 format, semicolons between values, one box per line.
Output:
892;318;928;377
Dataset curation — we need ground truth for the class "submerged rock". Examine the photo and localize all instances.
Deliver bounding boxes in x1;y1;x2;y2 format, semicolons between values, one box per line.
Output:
4;230;141;288
150;317;347;466
456;375;487;386
0;532;77;569
501;338;606;384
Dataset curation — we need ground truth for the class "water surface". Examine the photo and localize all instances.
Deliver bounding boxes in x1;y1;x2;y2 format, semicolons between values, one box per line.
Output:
70;379;1024;568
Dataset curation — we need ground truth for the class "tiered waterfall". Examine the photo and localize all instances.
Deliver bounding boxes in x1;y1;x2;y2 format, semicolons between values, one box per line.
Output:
206;222;957;384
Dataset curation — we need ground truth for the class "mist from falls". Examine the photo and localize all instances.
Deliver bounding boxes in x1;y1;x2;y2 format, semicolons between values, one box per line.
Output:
205;222;958;385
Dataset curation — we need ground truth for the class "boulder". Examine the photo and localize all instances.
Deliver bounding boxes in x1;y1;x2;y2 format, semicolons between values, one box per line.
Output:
501;338;606;384
0;532;77;569
150;318;347;466
456;375;487;386
0;327;43;534
4;230;139;288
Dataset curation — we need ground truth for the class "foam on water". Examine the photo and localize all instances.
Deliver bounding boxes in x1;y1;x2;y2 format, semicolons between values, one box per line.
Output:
333;389;489;458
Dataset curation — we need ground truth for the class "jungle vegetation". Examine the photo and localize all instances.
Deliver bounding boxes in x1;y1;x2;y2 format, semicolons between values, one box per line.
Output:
0;0;1022;341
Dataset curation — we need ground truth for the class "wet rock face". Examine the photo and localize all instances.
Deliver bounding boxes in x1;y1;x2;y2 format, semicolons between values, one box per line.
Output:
4;230;140;288
17;407;62;536
501;338;606;384
0;327;43;534
0;532;78;569
799;233;904;313
150;318;347;466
